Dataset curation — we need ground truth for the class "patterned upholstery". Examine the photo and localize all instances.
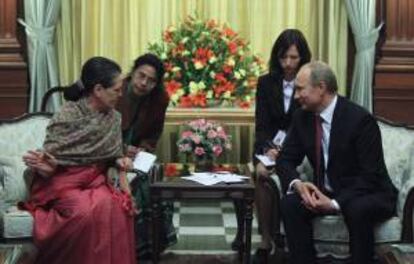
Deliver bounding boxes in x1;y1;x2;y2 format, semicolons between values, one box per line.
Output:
0;113;51;238
273;120;414;259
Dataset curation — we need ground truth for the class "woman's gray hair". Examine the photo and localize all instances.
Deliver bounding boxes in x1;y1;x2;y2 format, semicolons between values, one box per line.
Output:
76;79;85;90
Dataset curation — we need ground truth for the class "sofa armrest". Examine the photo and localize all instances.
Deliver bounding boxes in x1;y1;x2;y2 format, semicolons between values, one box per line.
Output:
401;161;414;242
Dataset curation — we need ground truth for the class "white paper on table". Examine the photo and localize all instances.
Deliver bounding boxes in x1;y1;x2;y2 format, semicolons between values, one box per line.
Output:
181;175;222;185
255;154;275;167
272;130;287;147
181;172;249;185
133;151;157;173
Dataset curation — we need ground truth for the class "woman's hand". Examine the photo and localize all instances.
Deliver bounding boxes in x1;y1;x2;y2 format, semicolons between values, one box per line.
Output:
116;157;133;171
126;145;144;159
265;148;280;161
22;150;57;178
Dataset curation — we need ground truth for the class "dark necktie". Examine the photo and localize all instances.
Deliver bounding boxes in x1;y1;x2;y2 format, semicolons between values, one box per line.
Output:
314;115;325;190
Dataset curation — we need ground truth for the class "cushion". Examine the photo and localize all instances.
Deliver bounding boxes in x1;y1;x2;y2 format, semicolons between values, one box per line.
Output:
379;121;414;216
0;115;50;202
312;215;401;243
0;206;33;238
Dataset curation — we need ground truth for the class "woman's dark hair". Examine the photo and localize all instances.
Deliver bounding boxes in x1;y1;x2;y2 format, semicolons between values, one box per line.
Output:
268;29;311;79
129;53;165;93
64;56;122;101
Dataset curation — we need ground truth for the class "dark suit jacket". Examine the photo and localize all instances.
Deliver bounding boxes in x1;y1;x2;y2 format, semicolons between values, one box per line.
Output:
276;96;398;209
116;79;169;152
254;73;299;162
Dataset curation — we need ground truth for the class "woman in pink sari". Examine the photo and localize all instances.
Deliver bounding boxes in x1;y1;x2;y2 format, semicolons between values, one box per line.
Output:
21;57;136;264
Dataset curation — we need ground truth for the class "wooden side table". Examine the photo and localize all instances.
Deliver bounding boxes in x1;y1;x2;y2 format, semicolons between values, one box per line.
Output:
378;244;414;264
150;163;254;264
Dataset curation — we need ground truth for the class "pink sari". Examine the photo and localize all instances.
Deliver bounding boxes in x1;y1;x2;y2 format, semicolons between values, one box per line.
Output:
21;166;136;264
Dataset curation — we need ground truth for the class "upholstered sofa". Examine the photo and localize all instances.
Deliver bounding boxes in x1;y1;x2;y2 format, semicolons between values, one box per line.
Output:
0;113;52;263
269;118;414;261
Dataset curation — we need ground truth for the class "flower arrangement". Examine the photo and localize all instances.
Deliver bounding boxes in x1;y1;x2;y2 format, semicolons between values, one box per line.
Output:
176;119;232;160
148;15;265;108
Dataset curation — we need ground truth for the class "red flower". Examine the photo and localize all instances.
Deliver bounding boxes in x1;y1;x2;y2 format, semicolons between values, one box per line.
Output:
223;27;236;38
238;101;251;108
215;73;227;83
223;65;233;74
179;96;193;107
164;62;173;72
191;93;207;107
165;163;178;177
165;80;182;97
227;41;238;54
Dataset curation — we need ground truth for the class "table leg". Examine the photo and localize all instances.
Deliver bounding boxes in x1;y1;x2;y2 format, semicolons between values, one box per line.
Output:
233;199;245;252
243;199;253;264
152;198;161;264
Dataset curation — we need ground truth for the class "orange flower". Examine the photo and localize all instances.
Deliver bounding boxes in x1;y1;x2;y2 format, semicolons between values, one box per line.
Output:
165;80;182;97
191;93;207;107
165;163;178;177
223;26;236;38
163;30;173;43
206;19;217;29
172;43;186;57
179;96;193;107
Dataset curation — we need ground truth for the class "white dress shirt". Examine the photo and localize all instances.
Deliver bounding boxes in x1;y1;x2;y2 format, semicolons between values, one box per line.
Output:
319;95;338;192
282;79;295;113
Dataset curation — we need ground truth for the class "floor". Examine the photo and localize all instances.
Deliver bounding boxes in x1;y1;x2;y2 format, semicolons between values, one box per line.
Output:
167;200;260;254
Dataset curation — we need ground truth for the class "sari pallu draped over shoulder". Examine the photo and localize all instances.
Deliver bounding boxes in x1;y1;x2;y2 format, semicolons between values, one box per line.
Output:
21;99;136;264
43;98;123;166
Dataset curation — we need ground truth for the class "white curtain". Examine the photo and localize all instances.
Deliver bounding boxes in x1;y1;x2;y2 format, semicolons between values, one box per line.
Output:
18;0;62;112
346;0;381;112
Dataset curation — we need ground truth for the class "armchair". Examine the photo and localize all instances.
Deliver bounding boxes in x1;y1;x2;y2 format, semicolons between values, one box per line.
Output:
269;118;414;262
0;113;140;263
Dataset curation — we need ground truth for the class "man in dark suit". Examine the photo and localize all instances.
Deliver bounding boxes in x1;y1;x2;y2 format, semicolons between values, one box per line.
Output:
276;61;398;264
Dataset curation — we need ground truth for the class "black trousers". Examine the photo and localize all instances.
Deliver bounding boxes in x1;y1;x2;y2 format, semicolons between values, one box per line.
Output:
280;192;395;264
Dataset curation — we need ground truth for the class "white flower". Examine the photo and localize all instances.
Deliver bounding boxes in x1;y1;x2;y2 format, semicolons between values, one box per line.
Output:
234;72;241;80
160;53;167;60
239;69;246;76
198;81;206;90
209;56;217;64
189;82;199;94
181;37;189;44
209;71;216;79
172;67;181;72
183;50;190;56
243;81;248;87
177;89;185;96
227;57;235;66
223;91;231;99
206;90;213;99
194;61;204;69
171;93;180;102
